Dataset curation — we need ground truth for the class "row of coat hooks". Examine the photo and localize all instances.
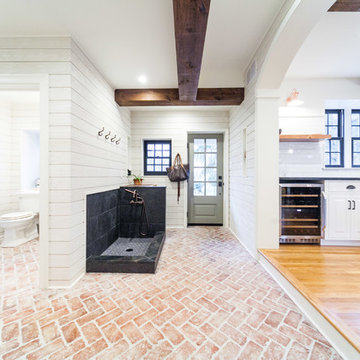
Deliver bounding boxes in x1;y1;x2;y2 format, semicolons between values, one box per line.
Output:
98;127;121;145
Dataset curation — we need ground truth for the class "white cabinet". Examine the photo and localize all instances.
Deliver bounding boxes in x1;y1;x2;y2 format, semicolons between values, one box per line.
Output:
325;181;360;243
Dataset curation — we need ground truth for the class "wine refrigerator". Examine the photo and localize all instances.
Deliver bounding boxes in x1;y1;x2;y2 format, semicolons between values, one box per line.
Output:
279;183;324;244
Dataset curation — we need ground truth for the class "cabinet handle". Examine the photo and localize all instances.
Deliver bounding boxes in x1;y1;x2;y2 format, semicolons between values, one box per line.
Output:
348;200;352;210
347;185;356;190
353;200;356;210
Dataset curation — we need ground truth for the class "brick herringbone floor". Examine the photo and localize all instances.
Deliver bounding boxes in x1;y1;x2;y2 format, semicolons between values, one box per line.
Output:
1;227;342;359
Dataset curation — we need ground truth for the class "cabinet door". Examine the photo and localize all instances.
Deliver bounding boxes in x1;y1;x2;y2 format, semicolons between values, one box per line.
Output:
350;196;360;240
326;193;351;240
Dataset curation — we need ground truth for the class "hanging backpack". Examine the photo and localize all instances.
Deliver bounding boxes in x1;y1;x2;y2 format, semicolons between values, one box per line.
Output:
166;153;190;202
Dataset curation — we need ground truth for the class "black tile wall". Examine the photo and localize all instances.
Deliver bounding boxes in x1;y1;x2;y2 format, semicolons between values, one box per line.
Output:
119;186;166;238
86;189;120;257
86;186;166;258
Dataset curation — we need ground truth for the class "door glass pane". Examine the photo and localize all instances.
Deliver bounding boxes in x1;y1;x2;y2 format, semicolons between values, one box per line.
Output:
155;144;162;150
194;139;205;152
194;182;205;196
162;158;170;166
206;154;217;167
155;165;161;172
206;168;217;181
206;182;217;196
206;139;217;152
163;150;170;158
147;165;154;172
147;158;154;165
147;144;154;150
163;143;170;150
155;158;161;164
194;168;205;181
194;154;205;167
155;150;162;157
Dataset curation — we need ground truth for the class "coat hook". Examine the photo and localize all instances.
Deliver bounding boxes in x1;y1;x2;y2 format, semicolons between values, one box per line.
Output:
105;131;111;139
111;134;116;142
98;127;104;136
116;138;121;145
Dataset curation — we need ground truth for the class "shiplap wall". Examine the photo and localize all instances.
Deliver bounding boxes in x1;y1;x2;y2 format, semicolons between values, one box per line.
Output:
0;37;130;287
229;82;256;254
228;0;298;254
0;101;12;238
130;110;229;227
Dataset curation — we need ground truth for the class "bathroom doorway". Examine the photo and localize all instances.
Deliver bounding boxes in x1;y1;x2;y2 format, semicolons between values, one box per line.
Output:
0;75;49;288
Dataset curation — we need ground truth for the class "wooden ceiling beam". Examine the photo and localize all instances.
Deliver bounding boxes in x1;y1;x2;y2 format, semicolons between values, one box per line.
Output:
328;0;360;11
114;88;244;107
173;0;211;102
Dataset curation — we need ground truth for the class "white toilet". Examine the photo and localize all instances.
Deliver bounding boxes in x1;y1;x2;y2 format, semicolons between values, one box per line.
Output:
0;191;39;247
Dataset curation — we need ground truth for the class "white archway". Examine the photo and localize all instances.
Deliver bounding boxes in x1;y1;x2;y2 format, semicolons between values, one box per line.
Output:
253;0;335;250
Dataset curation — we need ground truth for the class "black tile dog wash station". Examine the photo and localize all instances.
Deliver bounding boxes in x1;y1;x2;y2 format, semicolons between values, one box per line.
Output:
86;186;166;273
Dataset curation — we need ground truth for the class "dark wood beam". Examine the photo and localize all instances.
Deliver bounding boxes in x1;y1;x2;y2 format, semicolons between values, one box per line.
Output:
328;0;360;11
115;88;244;107
173;0;211;102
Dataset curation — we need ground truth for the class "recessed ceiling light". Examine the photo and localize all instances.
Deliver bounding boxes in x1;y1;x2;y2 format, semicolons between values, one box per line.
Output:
138;75;147;84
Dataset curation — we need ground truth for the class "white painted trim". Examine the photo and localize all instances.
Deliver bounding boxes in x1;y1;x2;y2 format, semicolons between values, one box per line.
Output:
48;271;84;290
259;253;360;360
0;74;49;289
186;129;230;228
321;240;360;246
229;227;257;259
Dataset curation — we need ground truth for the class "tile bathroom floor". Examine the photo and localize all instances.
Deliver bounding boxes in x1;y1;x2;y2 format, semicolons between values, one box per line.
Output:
0;227;342;359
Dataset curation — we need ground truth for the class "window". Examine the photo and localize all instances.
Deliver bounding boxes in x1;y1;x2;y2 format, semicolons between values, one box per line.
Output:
193;138;217;196
352;110;360;167
325;110;344;167
143;140;171;175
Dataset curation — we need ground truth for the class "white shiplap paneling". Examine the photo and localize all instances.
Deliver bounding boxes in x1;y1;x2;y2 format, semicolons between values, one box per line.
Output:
0;37;131;287
130;110;229;227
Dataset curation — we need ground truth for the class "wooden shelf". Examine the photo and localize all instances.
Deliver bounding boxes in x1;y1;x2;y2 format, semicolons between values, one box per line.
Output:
279;134;331;142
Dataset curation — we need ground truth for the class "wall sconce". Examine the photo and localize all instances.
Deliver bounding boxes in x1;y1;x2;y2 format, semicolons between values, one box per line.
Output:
286;89;304;106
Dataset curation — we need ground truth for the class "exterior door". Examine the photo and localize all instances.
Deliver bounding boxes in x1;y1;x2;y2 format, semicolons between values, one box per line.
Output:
188;134;223;225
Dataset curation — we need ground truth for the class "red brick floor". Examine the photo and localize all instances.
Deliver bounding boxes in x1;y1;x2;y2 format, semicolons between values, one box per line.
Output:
0;227;342;359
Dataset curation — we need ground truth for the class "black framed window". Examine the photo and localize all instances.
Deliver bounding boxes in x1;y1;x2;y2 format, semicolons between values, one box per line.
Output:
144;140;171;175
324;109;344;167
352;110;360;167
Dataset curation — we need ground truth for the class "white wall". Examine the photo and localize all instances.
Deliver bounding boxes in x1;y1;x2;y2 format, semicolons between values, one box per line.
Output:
11;104;40;200
0;101;12;238
130;109;229;227
0;38;131;287
229;84;256;254
279;78;360;178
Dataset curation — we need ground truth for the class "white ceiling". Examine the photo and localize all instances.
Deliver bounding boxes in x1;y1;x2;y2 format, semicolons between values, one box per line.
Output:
286;12;360;79
0;0;285;89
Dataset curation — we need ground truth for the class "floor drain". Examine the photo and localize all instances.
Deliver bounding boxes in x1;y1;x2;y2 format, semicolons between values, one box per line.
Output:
126;248;133;252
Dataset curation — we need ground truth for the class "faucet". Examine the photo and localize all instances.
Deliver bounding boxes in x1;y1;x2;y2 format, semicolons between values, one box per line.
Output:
124;189;144;205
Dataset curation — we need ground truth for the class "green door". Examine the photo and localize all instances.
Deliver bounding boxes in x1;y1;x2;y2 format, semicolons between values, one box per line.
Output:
188;134;223;225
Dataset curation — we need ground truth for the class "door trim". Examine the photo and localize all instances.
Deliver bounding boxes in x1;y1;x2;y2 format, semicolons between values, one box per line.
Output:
185;130;229;228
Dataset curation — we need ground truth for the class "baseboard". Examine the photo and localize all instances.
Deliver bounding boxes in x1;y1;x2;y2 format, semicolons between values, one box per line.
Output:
259;253;359;360
48;271;85;289
321;239;360;246
229;227;257;259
